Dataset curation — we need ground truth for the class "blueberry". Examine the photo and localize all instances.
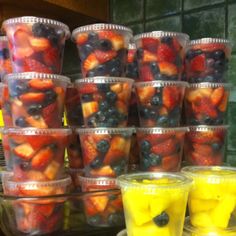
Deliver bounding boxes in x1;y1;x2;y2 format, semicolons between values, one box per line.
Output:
79;44;94;61
151;94;162;106
106;91;117;103
97;83;110;92
149;110;157;119
136;48;143;60
149;153;162;166
87;215;102;225
99;101;109;112
189;119;200;125
153;211;169;227
81;94;93;102
97;39;112;51
126;62;139;79
32;23;47;37
108;194;117;201
87;116;97;127
215;118;224;125
161;36;173;45
2;48;9;59
203;116;215;125
47;32;59;46
140;107;151;119
140;140;151;152
212;143;222;152
157;115;169;126
110;67;121;77
11;83;29;97
107;117;119;127
169;118;178;127
27;104;42;115
49;143;58;151
186;50;196;60
15;117;28;127
97;140;110;153
212;50;225;60
112;160;126;175
204;75;215;82
107;107;118;116
150;62;160;76
141;156;151;170
88;32;99;45
19;161;31;171
214;60;225;72
108;212;124;226
90;156;104;169
44;90;57;106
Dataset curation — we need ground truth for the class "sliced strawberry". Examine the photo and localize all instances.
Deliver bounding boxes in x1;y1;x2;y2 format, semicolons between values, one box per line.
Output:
43;47;59;67
190;54;206;72
136;86;156;103
82;101;99;118
103;149;125;165
210;87;224;106
187;131;218;144
82;139;98;165
193;143;213;156
142;38;159;53
157;44;176;63
13;143;35;160
26;115;48;128
162;86;181;110
41;102;60;128
78;84;98;94
218;91;229;112
31;146;54;169
151;138;177;156
36;203;55;217
89;195;109;212
29;36;50;51
90;165;116;177
13;46;34;59
159;61;178;76
24;58;53;73
190;151;222;166
13;29;31;48
76;33;88;45
161;153;180;171
139;64;154;81
19;92;45;104
83;53;99;71
94;50;117;63
142;50;157;62
99;31;124;50
28;79;54;90
27;135;54;150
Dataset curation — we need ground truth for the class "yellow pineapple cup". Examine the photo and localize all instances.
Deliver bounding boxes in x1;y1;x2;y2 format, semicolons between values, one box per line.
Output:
182;166;236;230
117;172;192;236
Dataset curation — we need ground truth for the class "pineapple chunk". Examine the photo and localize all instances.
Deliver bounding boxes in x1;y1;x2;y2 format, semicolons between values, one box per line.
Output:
191;212;214;228
149;197;170;218
189;198;218;214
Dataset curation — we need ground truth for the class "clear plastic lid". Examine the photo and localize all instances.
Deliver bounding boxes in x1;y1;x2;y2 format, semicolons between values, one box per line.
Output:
79;176;117;187
2;16;70;39
189;38;232;48
188;82;231;89
72;23;133;40
128;43;136;50
4;72;71;84
76;127;135;135
3;127;72;136
135;80;188;88
136;127;189;134
189;125;229;132
75;77;134;84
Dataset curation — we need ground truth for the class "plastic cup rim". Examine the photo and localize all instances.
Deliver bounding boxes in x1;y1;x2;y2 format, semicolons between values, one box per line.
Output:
188;82;231;88
188;125;229;132
76;127;135;135
79;176;117;186
135;80;189;87
75;77;134;84
136;127;189;134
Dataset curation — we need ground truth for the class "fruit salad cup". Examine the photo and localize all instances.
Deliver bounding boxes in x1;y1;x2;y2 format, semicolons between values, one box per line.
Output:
80;176;125;227
2;175;71;235
136;127;188;172
184;125;228;166
5;72;70;128
72;23;132;77
133;31;189;81
184;83;230;125
76;77;134;128
0;36;12;80
77;127;134;177
135;81;187;127
117;172;192;236
65;83;83;127
185;38;232;83
183;216;236;236
182;166;236;229
2;16;70;74
3;127;71;181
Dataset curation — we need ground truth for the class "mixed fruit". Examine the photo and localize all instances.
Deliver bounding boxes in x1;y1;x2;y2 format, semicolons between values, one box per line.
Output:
77;78;133;127
6;74;69;128
121;178;189;236
3;18;69;73
184;126;227;166
184;84;229;125
78;128;133;177
2;128;71;181
134;33;188;81
135;82;186;127
185;40;231;83
136;128;186;172
81;177;124;227
0;37;12;79
73;26;132;77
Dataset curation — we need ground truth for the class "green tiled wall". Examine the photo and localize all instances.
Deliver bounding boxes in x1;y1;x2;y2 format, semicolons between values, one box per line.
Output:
110;0;236;164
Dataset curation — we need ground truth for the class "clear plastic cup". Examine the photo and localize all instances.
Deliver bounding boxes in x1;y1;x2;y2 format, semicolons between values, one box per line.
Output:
72;23;133;77
0;36;12;80
184;83;230;125
117;172;192;236
183;217;236;236
5;72;70;128
184;125;228;166
76;77;134;128
133;31;189;81
77;127;134;177
135;81;188;127
80;176;125;227
185;38;232;83
2;175;71;235
3;127;72;181
136;127;188;172
2;16;70;74
181;166;236;229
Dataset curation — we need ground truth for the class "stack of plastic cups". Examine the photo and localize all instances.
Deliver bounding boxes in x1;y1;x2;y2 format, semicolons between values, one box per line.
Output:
0;16;72;235
71;24;134;227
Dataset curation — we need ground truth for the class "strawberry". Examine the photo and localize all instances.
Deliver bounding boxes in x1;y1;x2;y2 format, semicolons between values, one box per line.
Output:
85;199;98;216
76;33;88;45
36;203;55;217
142;38;159;53
137;133;173;146
218;91;229;112
42;102;60;128
31;146;54;169
193;143;213;156
90;195;109;212
26;116;48;128
210;87;225;106
161;153;180;171
82;139;98;165
162;87;180;110
188;131;216;144
27;210;45;229
13;143;35;160
159;61;178;76
28;79;54;90
83;53;99;71
43;47;59;67
190;54;206;72
94;50;117;63
151;138;177;156
190;151;222;166
103;149;125;165
82;101;99;118
78;84;98;94
139;64;154;81
136;86;156;103
3;59;12;73
29;36;50;51
142;50;157;62
19;92;45;104
98;31;124;50
24;58;53;73
157;44;176;63
13;46;34;59
90;165;115;177
13;29;30;48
